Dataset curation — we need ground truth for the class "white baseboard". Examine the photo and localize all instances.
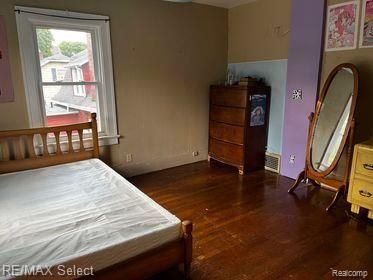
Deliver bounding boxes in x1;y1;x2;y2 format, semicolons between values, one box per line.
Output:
112;149;208;177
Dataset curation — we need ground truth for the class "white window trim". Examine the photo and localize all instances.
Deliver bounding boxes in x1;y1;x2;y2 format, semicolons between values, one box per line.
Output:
15;6;119;146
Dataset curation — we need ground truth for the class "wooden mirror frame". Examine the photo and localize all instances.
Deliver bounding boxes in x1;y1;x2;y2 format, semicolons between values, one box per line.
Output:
288;63;359;211
308;63;359;177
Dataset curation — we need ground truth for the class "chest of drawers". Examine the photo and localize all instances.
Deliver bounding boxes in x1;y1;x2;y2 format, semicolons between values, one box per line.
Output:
208;84;271;175
348;139;373;219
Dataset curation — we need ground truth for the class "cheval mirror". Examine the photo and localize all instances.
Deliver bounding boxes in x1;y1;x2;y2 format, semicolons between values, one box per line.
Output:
288;63;359;211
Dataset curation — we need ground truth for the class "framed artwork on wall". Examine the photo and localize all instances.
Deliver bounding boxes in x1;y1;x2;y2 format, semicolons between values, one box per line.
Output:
360;0;373;48
325;1;360;52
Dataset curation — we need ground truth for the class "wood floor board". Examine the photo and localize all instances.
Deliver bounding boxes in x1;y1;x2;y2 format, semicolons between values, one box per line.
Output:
129;161;373;280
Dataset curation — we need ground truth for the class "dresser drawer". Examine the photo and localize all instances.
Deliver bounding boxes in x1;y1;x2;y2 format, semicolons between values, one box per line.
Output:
350;177;373;205
209;121;244;145
211;88;247;108
355;149;373;178
210;105;245;126
209;138;244;165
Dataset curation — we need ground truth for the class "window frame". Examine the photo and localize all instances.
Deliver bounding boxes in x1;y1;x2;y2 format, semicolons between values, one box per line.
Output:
15;6;118;146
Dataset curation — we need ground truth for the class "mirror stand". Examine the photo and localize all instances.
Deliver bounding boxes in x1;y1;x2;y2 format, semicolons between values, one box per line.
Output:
287;63;359;212
288;113;356;211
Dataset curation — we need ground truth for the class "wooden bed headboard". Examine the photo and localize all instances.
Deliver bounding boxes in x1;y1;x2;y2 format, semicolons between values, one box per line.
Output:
0;113;99;174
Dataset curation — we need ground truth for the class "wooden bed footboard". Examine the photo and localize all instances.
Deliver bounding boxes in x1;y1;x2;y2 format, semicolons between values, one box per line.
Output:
87;220;193;280
0;113;99;174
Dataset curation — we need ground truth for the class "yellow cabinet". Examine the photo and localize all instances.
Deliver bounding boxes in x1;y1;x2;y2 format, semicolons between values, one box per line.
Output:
348;139;373;219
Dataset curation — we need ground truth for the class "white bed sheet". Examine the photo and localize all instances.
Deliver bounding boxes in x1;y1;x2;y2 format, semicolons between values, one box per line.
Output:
0;159;181;279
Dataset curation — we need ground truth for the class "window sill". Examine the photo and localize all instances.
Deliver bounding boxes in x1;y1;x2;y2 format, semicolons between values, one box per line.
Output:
98;134;120;146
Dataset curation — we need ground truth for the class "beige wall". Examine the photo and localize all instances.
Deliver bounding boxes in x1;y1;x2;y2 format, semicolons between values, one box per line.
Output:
321;0;373;142
228;0;292;63
0;0;228;176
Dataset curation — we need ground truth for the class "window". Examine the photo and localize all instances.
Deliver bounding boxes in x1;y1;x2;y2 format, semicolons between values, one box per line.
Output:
56;69;66;81
50;68;65;82
16;6;118;146
71;67;86;97
51;68;57;82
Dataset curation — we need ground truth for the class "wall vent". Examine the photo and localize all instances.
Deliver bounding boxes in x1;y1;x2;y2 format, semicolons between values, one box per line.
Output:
265;152;281;173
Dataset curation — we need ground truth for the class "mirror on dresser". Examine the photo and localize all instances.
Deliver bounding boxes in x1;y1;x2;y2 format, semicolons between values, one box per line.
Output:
288;63;359;211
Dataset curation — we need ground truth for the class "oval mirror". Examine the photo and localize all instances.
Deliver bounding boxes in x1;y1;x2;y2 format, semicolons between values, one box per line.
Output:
311;64;358;174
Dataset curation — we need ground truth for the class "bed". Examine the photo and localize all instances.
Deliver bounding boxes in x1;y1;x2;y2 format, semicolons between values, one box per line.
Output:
0;114;192;280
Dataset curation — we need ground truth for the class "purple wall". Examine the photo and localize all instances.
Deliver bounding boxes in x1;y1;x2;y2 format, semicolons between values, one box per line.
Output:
280;0;325;179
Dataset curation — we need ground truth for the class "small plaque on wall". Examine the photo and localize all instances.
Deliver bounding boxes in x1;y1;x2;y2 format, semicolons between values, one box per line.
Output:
0;15;14;103
250;95;266;127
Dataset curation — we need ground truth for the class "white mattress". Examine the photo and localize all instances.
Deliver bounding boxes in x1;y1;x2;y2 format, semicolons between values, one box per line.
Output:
0;159;181;279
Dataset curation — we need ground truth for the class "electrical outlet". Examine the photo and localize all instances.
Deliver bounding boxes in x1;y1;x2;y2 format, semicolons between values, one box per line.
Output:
126;154;133;163
292;89;303;100
289;155;296;164
192;151;199;157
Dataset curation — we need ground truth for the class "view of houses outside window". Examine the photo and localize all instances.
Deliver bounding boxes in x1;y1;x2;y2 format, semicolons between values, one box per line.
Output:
36;28;98;127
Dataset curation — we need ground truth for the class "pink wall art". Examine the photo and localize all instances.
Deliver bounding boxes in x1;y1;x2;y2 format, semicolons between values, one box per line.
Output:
0;15;14;103
360;0;373;48
325;1;360;51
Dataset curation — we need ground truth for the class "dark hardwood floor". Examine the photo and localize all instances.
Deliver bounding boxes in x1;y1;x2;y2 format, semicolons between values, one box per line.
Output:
129;161;373;280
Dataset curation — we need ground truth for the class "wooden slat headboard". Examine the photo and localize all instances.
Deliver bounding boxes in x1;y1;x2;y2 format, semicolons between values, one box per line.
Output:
0;113;99;174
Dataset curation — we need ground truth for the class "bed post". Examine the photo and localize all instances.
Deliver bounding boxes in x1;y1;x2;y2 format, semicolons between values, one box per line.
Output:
182;220;193;279
91;113;99;158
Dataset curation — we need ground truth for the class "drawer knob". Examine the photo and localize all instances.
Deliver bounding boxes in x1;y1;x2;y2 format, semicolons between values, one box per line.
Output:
359;190;372;198
363;163;373;171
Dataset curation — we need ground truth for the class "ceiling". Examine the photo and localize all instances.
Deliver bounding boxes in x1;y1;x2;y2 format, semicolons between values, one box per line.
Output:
193;0;256;9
